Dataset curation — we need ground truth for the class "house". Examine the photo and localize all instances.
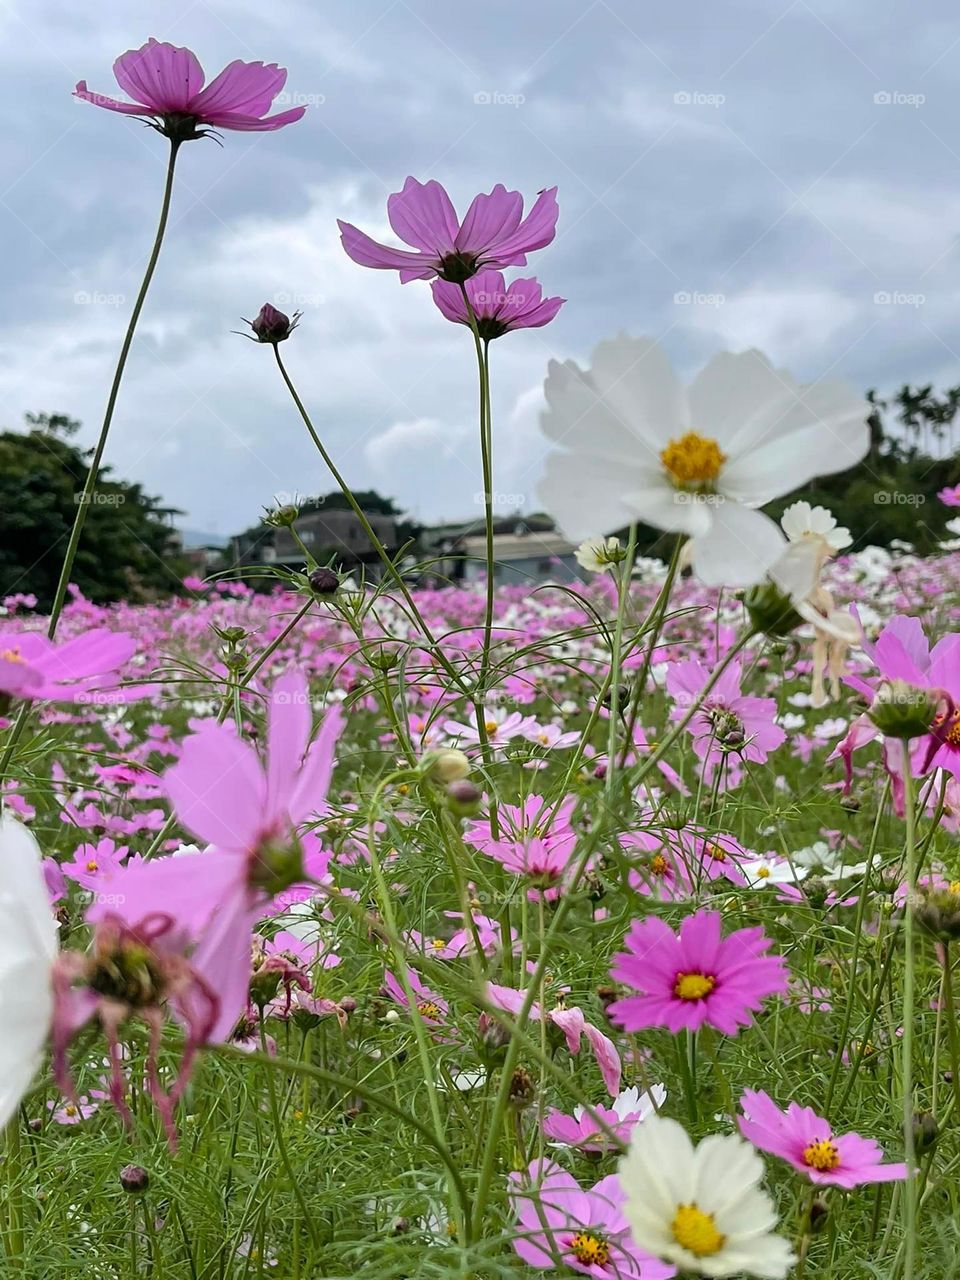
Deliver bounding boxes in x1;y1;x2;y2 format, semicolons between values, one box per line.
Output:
460;526;587;586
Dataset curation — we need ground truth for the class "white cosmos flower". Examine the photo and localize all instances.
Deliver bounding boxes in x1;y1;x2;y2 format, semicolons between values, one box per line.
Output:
0;816;58;1127
780;500;851;553
575;536;623;572
538;337;867;587
619;1114;794;1277
740;857;807;889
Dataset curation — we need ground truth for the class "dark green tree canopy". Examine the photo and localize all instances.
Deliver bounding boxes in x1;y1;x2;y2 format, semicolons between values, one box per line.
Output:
0;415;187;608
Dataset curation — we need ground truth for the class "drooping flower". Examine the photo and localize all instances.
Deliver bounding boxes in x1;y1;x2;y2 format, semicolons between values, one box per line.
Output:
0;817;59;1128
509;1160;677;1278
87;672;343;1041
431;269;564;338
0;628;136;703
338;177;559;283
51;910;217;1143
619;1114;794;1278
538;338;868;586
487;982;622;1096
75;38;306;139
608;910;789;1036
544;1084;666;1153
737;1089;908;1188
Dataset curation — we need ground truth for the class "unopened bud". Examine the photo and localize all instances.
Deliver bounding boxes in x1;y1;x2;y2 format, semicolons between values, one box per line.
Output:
423;748;471;784
913;1111;939;1153
308;567;340;595
808;1199;829;1234
244;303;300;344
445;779;482;818
838;794;861;813
120;1165;150;1194
914;885;960;942
508;1066;536;1110
741;580;804;639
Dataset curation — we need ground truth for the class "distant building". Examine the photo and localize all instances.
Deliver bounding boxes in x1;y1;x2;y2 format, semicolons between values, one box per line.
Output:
232;507;399;580
460;528;586;586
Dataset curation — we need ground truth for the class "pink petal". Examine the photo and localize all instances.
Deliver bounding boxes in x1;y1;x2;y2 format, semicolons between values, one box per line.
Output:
189;59;285;118
164;725;265;851
387;177;459;252
337;221;437;277
113;39;205;113
454;184;523;253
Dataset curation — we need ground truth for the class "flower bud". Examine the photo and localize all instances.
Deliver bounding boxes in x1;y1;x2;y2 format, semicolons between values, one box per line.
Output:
264;503;300;529
913;1111;939;1153
422;748;471;784
120;1165;150;1194
867;679;940;740
308;567;340;595
808;1199;829;1235
445;779;482;818
508;1066;536;1110
244;303;300;344
838;794;861;813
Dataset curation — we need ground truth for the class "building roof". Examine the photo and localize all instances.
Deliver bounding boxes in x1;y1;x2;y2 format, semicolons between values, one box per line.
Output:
460;532;576;560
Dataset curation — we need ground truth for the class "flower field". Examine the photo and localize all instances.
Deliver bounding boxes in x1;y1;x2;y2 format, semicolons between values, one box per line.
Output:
3;29;960;1280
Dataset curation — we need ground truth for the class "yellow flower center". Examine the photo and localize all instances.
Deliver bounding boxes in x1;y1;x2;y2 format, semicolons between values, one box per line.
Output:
417;1000;443;1020
0;647;24;664
706;842;726;862
949;881;960;896
803;1138;840;1170
660;432;726;489
570;1231;610;1267
674;972;716;1001
671;1203;725;1257
650;853;669;876
484;720;499;736
933;711;960;748
85;860;99;873
756;865;771;879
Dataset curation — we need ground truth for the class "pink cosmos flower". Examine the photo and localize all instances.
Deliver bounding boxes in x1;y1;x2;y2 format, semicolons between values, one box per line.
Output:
0;629;136;703
509;1161;676;1279
382;969;448;1027
487;983;621;1096
88;672;343;1042
666;658;785;776
444;704;537;753
608;910;789;1036
544;1084;666;1154
431;269;564;339
464;794;584;898
938;484;960;507
46;1094;101;1126
75;38;306;139
738;1089;908;1188
338;177;559;283
61;838;130;892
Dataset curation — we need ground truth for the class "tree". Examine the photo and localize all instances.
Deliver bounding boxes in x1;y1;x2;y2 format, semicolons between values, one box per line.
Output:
0;417;188;608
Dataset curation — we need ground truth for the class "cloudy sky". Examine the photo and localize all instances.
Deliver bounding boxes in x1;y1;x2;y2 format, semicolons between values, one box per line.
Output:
1;0;958;540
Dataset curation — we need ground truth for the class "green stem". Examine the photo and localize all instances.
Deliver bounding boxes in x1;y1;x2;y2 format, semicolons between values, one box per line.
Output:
258;1016;320;1252
901;751;918;1280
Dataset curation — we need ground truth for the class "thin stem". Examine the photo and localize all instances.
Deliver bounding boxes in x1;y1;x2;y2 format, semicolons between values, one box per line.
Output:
901;751;918;1280
257;1016;320;1252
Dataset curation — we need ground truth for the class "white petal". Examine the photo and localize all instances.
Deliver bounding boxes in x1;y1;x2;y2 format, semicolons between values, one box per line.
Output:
690;502;787;586
585;336;689;446
688;349;798;451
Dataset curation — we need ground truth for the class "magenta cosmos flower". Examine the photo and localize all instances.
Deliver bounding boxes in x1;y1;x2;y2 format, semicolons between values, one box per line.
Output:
0;628;135;703
666;658;785;772
938;483;960;507
509;1161;676;1279
608;910;789;1036
431;269;564;339
75;38;306;140
88;671;343;1041
338;177;559;283
738;1089;908;1188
